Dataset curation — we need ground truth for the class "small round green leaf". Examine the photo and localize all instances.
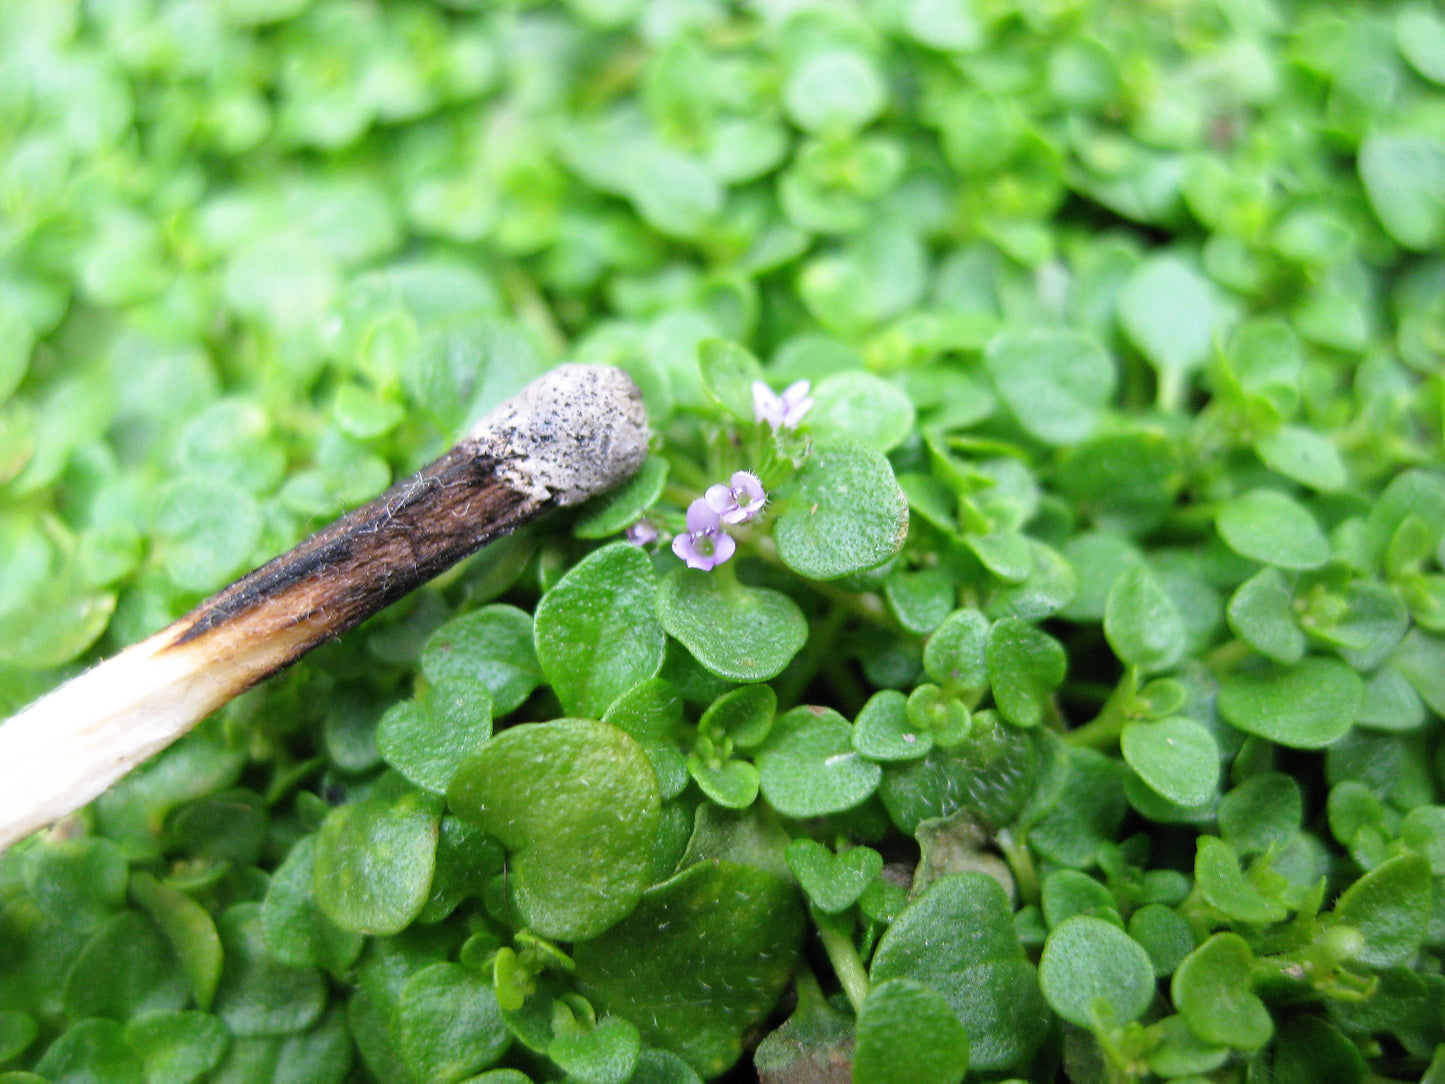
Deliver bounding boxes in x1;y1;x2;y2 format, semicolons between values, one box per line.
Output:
784;49;887;135
1215;489;1329;570
1227;568;1305;664
698;684;776;749
1329;853;1431;967
1127;905;1197;978
377;676;493;793
885;567;956;635
572;860;804;1079
757;706;882;817
312;794;439;936
1118;255;1218;383
1040;869;1117;929
448;719;660;941
1038;915;1156;1028
984;329;1115;445
784;839;883;914
853;979;969;1084
602;678;689;799
1216;773;1302;856
121;1011;230;1084
1217;656;1362;749
35;1019;143;1084
698;339;764;422
656;569;807;682
870;874;1050;1073
130;871;225;1012
1271;1017;1367;1084
151;477;263;592
535;543;665;718
212;904;326;1038
1104;563;1186;671
775;438;909;581
0;1012;36;1064
809;372;917;452
575;456;670;539
1194;836;1288;925
1255;425;1347;492
259;836;364;972
1398;5;1445;83
853;689;933;762
1121;717;1219;807
393;962;510;1083
878;720;1040;834
63;911;190;1021
1027;747;1129;869
986;618;1066;727
422;604;542;716
549;1015;641;1084
1171;933;1273;1051
687;755;760;810
1359;134;1445;251
923;608;990;691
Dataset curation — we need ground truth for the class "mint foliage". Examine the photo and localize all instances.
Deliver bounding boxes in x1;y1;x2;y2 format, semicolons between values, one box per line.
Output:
3;0;1445;1081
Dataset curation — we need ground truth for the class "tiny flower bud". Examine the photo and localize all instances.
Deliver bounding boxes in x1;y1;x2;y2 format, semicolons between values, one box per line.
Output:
626;520;658;546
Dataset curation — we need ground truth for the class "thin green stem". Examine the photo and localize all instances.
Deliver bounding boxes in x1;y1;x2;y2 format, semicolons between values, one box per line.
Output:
751;535;896;629
997;827;1040;906
825;661;869;718
775;601;850;709
499;263;568;359
1204;637;1253;673
816;916;869;1016
1065;667;1139;749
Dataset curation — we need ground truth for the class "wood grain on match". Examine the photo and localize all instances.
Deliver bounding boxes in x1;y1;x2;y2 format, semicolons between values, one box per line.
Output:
0;364;649;852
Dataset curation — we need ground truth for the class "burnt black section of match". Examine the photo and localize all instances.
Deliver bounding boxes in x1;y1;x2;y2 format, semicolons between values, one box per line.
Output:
171;443;537;653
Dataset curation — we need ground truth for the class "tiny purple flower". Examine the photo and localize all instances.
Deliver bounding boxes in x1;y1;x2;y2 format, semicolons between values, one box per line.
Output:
752;379;813;429
626;520;658;547
671;498;737;570
705;470;767;525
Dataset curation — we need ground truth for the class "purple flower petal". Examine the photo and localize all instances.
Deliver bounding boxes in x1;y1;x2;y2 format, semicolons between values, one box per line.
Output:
731;470;765;504
779;380;813;427
704;484;737;517
752;381;785;428
686;497;723;534
709;531;737;566
671;532;701;567
752;379;812;429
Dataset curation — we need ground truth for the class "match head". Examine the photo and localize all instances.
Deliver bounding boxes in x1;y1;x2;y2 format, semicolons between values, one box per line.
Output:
469;364;651;507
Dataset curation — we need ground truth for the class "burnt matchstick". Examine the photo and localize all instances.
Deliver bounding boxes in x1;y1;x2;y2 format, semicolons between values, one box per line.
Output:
0;364;649;853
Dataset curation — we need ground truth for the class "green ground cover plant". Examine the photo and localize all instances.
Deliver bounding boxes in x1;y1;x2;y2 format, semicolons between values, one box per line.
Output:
1;0;1444;1081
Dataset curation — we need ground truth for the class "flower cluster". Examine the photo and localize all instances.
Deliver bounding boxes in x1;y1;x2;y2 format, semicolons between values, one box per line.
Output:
672;471;765;571
666;382;810;571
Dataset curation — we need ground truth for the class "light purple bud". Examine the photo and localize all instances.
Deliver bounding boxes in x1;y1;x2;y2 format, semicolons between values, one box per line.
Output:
626;520;658;546
752;380;813;429
752;381;785;428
